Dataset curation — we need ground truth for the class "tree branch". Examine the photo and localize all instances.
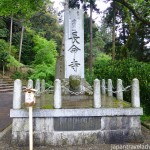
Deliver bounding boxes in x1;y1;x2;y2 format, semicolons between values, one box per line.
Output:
114;0;150;26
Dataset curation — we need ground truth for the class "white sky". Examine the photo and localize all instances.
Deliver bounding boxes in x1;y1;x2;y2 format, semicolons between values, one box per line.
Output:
51;0;111;26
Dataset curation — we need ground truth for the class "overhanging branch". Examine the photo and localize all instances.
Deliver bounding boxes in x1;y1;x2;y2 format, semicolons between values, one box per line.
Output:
114;0;150;26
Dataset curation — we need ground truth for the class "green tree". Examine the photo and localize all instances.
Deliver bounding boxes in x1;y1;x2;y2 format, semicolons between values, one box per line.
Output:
29;35;58;83
104;0;150;61
0;18;8;39
30;11;63;53
0;0;47;59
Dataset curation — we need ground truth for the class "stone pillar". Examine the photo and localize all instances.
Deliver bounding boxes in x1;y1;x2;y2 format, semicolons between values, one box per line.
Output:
102;79;106;95
13;79;22;109
27;79;33;89
117;79;123;100
132;78;140;107
35;79;40;97
41;79;45;93
54;79;62;109
93;79;101;108
108;79;113;96
64;9;84;78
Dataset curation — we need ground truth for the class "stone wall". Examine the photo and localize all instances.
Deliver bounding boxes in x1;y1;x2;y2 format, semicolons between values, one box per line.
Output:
10;108;143;146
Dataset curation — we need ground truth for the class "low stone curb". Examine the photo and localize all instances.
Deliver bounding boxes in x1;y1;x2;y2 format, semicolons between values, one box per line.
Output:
142;122;150;130
0;124;12;139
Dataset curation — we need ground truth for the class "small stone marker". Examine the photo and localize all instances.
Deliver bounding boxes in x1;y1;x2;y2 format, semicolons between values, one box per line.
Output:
108;79;113;96
27;79;33;89
132;78;140;107
41;79;45;93
54;79;62;109
93;79;101;108
117;79;123;100
102;79;106;94
35;79;40;96
13;79;22;109
64;9;84;78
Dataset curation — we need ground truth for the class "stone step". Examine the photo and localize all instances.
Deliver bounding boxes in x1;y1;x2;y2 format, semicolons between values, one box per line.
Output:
0;85;14;89
0;83;13;87
0;79;13;82
0;81;13;85
0;87;26;93
0;88;13;93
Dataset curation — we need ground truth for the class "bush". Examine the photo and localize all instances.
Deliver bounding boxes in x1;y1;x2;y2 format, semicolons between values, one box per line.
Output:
29;63;55;85
29;35;58;85
11;71;22;79
94;55;150;114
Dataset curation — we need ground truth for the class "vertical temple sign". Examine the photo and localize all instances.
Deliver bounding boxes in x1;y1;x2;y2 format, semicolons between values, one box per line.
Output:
69;58;81;72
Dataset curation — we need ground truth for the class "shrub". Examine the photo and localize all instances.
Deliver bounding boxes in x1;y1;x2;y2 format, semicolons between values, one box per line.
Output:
29;63;55;85
93;55;150;114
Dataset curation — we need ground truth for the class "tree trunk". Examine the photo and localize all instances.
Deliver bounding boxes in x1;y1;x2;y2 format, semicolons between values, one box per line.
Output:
122;16;126;44
19;25;24;63
112;0;116;60
2;62;5;77
89;3;93;72
9;15;13;54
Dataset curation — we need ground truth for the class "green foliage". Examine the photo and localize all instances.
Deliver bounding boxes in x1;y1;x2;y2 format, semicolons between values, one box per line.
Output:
12;30;35;65
29;63;55;85
85;69;94;85
0;0;45;18
94;55;150;114
103;0;150;61
29;35;57;84
33;35;57;65
0;39;9;69
0;39;9;51
0;37;20;70
30;11;63;52
0;19;8;38
7;55;22;68
11;71;22;79
141;115;150;122
42;104;54;109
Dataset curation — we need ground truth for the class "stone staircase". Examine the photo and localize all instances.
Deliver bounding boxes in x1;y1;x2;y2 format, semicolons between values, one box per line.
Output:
0;77;14;93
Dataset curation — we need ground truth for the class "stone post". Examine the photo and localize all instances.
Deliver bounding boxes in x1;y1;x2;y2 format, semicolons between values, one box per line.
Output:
27;79;33;89
117;79;123;100
132;78;140;107
35;79;40;97
54;79;62;109
108;79;113;96
93;79;101;108
102;79;106;95
41;79;45;93
13;79;22;109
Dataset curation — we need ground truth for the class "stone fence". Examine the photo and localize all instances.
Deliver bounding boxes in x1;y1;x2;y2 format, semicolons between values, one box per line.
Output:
10;78;143;146
54;78;140;109
13;79;46;109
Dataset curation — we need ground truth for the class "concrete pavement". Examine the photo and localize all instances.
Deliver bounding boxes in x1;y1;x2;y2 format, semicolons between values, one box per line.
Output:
0;92;13;132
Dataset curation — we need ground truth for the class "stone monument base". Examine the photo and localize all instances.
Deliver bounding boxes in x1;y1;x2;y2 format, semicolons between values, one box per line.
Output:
10;108;144;146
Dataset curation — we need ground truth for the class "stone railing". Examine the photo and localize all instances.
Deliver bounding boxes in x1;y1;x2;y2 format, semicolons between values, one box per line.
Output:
100;78;140;107
54;78;140;109
10;78;143;146
12;79;46;109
